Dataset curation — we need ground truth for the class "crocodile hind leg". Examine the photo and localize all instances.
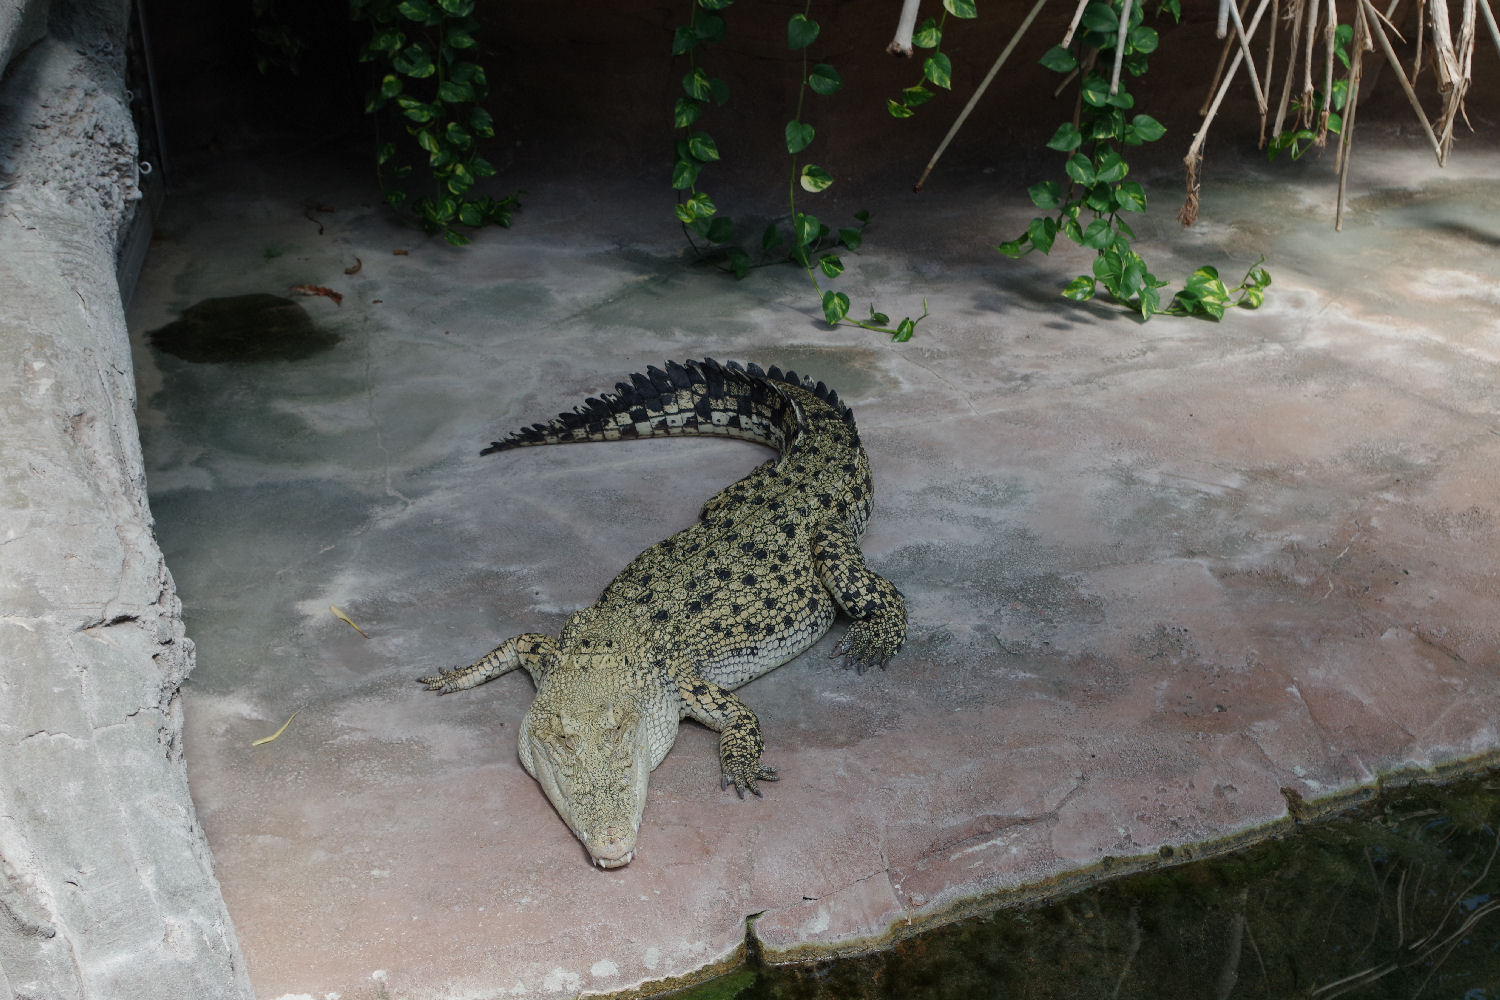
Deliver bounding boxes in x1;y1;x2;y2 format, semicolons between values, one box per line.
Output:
811;527;907;672
676;674;779;798
418;632;557;693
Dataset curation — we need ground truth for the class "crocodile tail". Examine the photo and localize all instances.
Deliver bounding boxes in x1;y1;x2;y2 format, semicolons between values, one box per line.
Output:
481;358;854;456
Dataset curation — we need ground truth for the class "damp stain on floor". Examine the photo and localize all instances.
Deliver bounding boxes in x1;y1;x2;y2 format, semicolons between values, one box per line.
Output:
147;293;340;363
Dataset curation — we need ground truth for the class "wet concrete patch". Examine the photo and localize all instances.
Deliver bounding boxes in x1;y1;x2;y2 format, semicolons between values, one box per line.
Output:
148;293;340;363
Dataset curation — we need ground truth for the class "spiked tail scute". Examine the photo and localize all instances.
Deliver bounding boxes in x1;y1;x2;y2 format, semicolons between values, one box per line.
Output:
481;359;856;457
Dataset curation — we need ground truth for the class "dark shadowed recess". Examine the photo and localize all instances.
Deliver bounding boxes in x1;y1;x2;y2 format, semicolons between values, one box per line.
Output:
676;770;1500;1000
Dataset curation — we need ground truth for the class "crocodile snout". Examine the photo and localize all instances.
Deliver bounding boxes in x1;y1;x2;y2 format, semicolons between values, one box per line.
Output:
588;824;638;869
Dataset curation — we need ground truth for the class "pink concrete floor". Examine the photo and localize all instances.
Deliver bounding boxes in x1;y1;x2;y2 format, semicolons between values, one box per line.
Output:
127;135;1500;999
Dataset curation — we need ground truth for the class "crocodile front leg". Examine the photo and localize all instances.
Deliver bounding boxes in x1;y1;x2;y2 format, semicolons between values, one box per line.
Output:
418;632;557;692
811;527;907;672
676;674;779;798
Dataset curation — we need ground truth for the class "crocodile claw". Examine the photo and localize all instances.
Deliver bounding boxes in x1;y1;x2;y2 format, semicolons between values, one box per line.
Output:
722;763;778;799
831;621;900;674
416;668;466;694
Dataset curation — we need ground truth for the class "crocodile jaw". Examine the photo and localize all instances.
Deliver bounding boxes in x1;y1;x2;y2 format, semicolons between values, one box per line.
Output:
593;853;632;869
524;697;653;869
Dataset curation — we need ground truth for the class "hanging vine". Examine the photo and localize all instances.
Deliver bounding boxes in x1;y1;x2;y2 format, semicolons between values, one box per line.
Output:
352;0;520;245
670;0;927;340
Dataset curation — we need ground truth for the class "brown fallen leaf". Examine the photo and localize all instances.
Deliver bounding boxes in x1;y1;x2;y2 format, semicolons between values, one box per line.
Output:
289;284;343;306
330;604;369;638
344;257;363;275
303;204;335;235
251;711;299;747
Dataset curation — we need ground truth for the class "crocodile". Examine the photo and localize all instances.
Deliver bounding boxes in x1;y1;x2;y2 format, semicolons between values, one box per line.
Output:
418;359;906;868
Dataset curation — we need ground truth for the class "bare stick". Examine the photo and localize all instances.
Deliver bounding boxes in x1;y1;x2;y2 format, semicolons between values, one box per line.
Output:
1453;0;1477;139
1260;0;1280;145
1182;0;1274;223
1302;0;1321;123
1111;0;1134;93
1430;0;1476;160
1199;1;1245;114
1062;0;1091;47
1335;0;1369;229
1362;0;1446;157
1429;0;1461;92
1413;0;1428;84
914;0;1051;191
1482;0;1500;58
1192;0;1274;140
1228;0;1270;111
1318;0;1336;143
888;0;922;56
1180;148;1203;226
1271;0;1309;140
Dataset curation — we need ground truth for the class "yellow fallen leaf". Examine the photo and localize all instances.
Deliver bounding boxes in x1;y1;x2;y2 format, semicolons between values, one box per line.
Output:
251;711;299;747
330;604;369;638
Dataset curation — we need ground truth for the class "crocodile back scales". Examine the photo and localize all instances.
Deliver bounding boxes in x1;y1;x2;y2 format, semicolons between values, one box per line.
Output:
424;359;906;865
485;359;876;690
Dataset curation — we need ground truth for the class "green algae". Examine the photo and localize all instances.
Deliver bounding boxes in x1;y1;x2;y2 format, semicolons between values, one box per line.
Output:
670;772;1500;999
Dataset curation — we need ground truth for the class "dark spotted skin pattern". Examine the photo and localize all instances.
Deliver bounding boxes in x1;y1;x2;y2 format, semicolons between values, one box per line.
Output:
418;360;905;866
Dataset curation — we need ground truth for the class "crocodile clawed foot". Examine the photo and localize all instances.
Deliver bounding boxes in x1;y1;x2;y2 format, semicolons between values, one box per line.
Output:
723;763;779;799
415;669;458;693
831;619;902;674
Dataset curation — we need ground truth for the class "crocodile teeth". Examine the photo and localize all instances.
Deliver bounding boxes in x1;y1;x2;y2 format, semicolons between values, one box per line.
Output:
593;851;633;869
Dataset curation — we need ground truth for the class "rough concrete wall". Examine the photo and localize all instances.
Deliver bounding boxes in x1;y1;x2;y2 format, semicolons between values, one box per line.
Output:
0;3;253;997
0;0;48;77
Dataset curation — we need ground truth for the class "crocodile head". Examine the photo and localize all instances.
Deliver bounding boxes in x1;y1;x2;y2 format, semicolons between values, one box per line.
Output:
519;672;662;868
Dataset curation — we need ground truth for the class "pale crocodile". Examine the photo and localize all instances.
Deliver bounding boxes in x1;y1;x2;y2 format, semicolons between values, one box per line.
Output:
419;359;906;868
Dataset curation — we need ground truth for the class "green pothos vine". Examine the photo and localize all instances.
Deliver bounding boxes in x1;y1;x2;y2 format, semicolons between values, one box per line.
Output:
352;0;520;245
997;0;1270;318
886;0;978;119
671;0;927;341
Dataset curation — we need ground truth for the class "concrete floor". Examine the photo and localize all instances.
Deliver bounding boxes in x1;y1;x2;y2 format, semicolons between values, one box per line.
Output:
126;133;1500;999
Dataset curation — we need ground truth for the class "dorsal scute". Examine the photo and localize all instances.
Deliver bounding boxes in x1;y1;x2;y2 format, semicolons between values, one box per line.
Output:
748;362;854;424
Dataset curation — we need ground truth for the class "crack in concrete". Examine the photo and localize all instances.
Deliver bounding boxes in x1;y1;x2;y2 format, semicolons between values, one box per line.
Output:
15;729;86;747
892;351;982;419
1241;725;1294;791
795;862;893;906
79;612;141;636
361;313;414;512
